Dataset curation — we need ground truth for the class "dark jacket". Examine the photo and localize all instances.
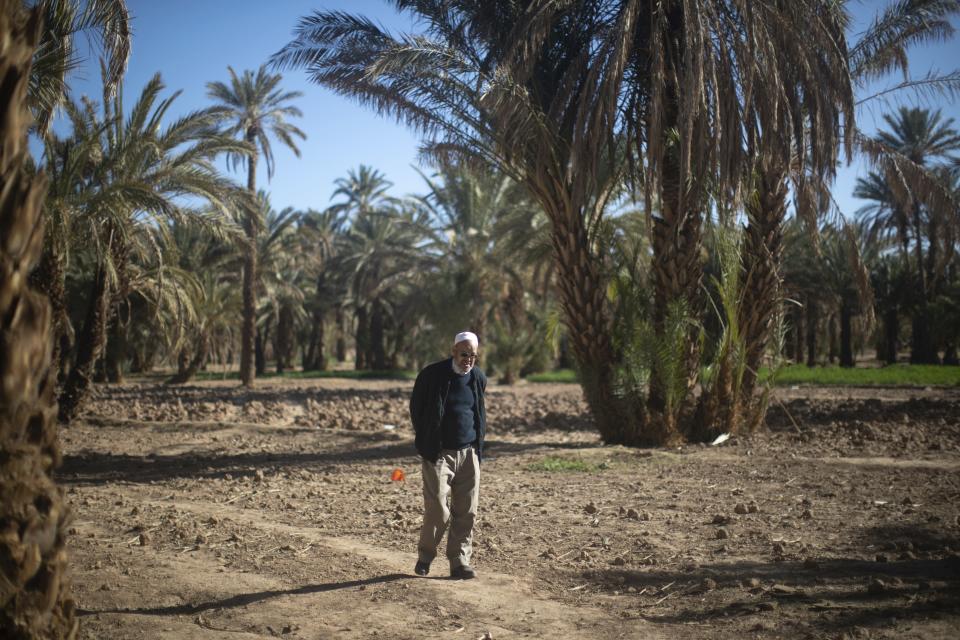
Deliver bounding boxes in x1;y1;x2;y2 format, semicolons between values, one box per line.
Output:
409;358;487;462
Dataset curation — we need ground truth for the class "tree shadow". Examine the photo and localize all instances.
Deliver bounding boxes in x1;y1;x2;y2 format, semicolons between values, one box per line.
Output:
60;434;592;486
585;553;959;635
78;572;409;617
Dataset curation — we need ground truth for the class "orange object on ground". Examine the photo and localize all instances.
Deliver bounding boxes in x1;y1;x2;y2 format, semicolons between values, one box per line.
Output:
391;468;405;481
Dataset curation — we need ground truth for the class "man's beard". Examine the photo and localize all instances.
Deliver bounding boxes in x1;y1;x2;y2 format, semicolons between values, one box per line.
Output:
452;360;472;376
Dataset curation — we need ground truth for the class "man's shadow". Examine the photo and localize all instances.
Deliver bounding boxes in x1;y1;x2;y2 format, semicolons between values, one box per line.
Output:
79;573;411;617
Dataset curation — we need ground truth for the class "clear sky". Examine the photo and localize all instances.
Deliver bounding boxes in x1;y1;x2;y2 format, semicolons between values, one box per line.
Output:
59;0;960;218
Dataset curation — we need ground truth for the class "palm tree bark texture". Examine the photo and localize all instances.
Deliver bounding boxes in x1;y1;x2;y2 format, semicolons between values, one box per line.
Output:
0;1;78;637
702;167;787;433
240;130;259;385
57;227;117;424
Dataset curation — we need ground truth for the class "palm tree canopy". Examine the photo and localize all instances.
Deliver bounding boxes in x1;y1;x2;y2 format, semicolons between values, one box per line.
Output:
29;0;132;134
876;106;960;164
272;1;855;217
329;164;395;219
205;64;307;180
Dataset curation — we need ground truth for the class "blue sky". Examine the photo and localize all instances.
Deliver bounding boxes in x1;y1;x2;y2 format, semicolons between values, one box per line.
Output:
59;0;960;219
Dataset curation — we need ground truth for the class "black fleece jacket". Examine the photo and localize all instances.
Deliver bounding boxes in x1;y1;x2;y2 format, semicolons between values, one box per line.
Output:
409;358;487;463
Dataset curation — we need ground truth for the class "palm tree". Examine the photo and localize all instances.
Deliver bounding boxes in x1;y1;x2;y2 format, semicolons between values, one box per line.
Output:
165;219;242;384
300;206;347;370
416;163;531;341
206;65;305;386
273;0;854;445
251;195;304;374
339;202;432;370
0;2;76;636
28;0;131;135
860;107;960;363
56;72;247;423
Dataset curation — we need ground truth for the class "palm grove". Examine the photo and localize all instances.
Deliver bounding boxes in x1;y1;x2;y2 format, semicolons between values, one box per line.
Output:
2;0;959;636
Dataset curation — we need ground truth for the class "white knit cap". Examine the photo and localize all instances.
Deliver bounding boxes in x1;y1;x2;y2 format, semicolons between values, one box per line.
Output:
453;331;479;348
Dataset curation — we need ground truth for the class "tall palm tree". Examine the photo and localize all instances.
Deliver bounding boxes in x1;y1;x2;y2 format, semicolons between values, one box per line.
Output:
56;72;248;423
206;65;305;386
0;2;77;636
708;0;960;434
300;206;347;370
339;203;432;370
251;195;304;374
273;0;854;445
861;107;960;363
164;218;241;384
416;163;530;341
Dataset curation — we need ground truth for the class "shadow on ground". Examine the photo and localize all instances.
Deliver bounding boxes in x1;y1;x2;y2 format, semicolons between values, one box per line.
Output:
585;545;960;636
79;573;410;617
61;435;590;485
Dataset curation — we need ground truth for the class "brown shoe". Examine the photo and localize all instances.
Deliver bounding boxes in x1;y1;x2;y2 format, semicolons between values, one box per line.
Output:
450;565;476;580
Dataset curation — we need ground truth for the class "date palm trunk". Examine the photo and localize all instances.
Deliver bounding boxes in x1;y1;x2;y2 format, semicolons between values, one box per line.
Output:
909;202;938;363
167;333;208;384
255;326;267;376
728;167;787;432
58;249;113;424
1;2;78;636
104;307;127;383
354;305;368;370
805;298;818;367
370;299;386;370
840;303;854;368
239;138;258;386
880;308;899;365
275;304;293;373
545;199;644;445
28;246;69;380
649;156;704;440
335;305;346;363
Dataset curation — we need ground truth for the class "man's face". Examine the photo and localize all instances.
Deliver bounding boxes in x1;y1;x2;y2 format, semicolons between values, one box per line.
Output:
452;340;478;374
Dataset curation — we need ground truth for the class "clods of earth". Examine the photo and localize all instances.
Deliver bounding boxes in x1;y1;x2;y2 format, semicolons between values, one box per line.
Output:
62;379;960;639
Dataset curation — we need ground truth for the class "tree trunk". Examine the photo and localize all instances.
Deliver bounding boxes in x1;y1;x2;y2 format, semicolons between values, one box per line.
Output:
370;299;386;370
0;3;78;635
275;305;293;374
255;326;267;376
828;314;839;365
168;333;208;384
882;308;899;365
793;306;805;365
58;260;112;424
910;308;939;364
28;244;70;380
547;204;642;444
335;305;346;363
721;165;786;433
355;305;369;370
304;304;325;371
805;299;818;367
840;304;854;368
104;306;127;383
649;159;704;440
314;308;326;370
239;142;258;387
909;203;938;363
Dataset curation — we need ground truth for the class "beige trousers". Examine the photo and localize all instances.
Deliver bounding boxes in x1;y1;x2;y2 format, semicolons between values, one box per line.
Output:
417;446;480;568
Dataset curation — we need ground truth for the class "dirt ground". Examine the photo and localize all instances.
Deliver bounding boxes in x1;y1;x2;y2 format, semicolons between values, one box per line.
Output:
59;377;960;639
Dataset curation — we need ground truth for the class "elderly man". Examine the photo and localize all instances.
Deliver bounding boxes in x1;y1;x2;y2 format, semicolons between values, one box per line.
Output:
409;331;487;580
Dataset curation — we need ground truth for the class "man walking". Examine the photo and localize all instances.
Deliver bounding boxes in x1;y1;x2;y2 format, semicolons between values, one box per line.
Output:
409;331;487;580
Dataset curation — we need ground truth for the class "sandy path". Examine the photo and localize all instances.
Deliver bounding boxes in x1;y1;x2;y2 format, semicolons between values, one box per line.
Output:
73;487;665;640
